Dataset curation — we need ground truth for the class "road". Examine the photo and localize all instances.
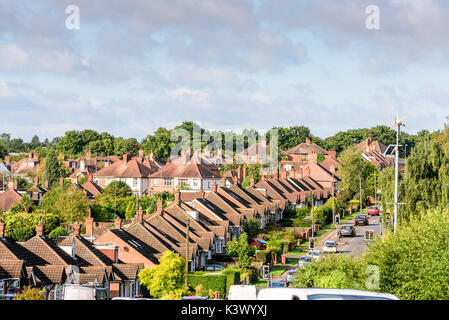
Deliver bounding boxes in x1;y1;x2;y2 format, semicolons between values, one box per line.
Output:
337;215;382;256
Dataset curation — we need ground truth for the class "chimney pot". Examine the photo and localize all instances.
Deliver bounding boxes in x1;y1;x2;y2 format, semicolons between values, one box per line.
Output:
212;182;218;193
114;218;122;229
306;138;311;145
123;153;129;164
139;149;144;157
36;221;44;236
13;179;18;189
250;176;255;186
73;221;81;236
156;198;163;214
197;188;205;199
175;191;181;205
232;176;238;185
5;156;10;164
220;177;225;186
137;208;144;224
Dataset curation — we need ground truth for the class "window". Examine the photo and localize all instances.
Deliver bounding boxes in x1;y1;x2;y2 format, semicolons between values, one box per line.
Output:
164;178;172;187
153;179;158;187
193;179;199;188
133;178;138;187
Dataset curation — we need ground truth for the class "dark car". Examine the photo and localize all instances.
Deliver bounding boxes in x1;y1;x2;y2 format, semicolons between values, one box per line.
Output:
354;214;369;226
367;206;380;216
198;264;225;272
339;224;356;237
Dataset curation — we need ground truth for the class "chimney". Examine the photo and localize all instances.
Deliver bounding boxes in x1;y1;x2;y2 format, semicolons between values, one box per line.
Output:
139;148;144;157
5;156;10;164
34;178;39;186
73;221;81;236
84;208;94;236
220;177;225;186
232;176;238;185
8;177;13;189
114;218;122;229
304;167;310;177
0;220;5;238
243;166;248;179
13;179;18;189
123;153;129;165
308;151;318;163
137;208;144;224
33;151;38;159
328;150;337;159
156;198;163;214
212;182;218;193
367;136;373;144
273;170;279;179
237;165;242;181
86;150;92;159
197;188;205;199
174;190;181;205
250;176;255;187
45;180;49;189
29;151;33;159
149;150;154;162
306;138;311;145
36;221;44;236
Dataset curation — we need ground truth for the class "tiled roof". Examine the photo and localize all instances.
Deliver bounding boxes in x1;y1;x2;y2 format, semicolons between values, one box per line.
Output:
93;158;155;178
149;155;221;179
22;235;78;266
0;188;22;212
32;265;66;285
0;238;48;266
112;263;142;281
81;179;103;198
285;142;328;155
0;260;25;279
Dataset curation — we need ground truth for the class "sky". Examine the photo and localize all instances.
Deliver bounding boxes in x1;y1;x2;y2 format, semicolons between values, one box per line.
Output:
1;0;449;142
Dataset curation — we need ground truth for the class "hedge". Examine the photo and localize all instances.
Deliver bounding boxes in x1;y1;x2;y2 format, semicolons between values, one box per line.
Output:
222;268;241;296
187;272;227;298
255;250;271;265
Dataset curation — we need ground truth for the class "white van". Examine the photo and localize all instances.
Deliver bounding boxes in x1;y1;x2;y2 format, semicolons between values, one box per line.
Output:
228;286;399;300
62;285;96;300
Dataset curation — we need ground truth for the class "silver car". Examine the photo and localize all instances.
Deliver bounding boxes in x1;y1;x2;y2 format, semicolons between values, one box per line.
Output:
297;255;312;268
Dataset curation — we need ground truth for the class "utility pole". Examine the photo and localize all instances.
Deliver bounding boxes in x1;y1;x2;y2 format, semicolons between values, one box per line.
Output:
390;113;407;234
331;172;335;228
359;174;363;213
374;173;377;205
185;218;190;287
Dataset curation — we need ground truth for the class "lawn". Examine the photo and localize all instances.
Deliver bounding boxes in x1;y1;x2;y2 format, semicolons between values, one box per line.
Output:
269;266;289;276
254;280;269;287
285;258;299;266
288;247;308;255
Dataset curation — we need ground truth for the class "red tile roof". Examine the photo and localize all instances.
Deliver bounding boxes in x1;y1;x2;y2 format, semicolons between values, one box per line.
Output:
93;158;155;178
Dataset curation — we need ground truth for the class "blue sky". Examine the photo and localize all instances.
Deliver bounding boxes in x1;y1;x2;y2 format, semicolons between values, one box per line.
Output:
1;0;448;142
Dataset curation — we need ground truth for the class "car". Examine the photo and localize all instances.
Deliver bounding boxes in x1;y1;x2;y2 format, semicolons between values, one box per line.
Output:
367;206;380;216
339;224;356;237
62;285;96;300
297;255;312;269
228;286;400;300
199;264;225;272
268;281;285;288
250;239;267;249
354;214;369;226
286;270;297;283
322;240;337;253
306;250;323;260
181;296;208;300
111;297;156;300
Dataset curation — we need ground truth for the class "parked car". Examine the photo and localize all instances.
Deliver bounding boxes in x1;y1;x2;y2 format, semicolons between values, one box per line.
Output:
181;296;208;300
228;286;400;300
198;264;225;272
286;270;297;283
322;240;337;253
354;214;369;226
297;255;312;269
306;250;323;260
339;224;356;237
250;239;267;249
367;206;380;216
268;281;285;288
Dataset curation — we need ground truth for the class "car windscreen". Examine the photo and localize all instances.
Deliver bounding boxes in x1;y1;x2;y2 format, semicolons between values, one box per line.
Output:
341;225;352;229
325;242;336;247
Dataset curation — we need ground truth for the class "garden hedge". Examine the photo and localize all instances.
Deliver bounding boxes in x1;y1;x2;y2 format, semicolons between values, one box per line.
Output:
187;272;227;298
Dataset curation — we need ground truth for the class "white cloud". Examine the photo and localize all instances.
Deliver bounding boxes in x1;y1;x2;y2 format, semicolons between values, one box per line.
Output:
250;92;271;105
165;87;211;108
0;80;16;99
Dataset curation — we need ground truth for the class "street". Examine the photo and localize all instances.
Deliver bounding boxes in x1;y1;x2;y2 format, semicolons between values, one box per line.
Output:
337;215;381;256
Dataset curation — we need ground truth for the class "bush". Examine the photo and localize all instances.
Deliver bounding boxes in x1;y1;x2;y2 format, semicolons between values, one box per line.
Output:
13;286;45;300
255;250;271;265
48;226;69;238
10;227;34;242
222;267;241;296
187;272;227;298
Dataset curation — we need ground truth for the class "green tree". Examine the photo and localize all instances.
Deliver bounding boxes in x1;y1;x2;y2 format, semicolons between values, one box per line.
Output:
226;232;256;269
43;149;61;188
338;148;365;202
138;250;188;300
244;218;261;239
49;226;69;238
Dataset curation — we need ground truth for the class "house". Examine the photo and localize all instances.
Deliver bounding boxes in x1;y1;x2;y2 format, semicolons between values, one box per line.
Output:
8;151;43;178
92;153;156;196
282;138;328;162
148;151;222;194
236;140;269;164
355;136;398;170
0;186;22;212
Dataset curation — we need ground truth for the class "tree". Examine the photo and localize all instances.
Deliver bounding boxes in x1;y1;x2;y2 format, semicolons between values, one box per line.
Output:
138;250;188;299
49;226;69;238
338;148;365;202
43;149;61;188
226;232;256;270
0;140;7;160
244;218;261;239
141;127;174;159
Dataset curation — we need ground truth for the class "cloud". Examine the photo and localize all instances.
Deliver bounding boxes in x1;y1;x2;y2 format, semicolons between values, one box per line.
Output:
0;80;16;99
250;92;271;105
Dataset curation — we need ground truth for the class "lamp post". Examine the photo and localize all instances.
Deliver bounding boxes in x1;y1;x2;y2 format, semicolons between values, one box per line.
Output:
69;193;73;233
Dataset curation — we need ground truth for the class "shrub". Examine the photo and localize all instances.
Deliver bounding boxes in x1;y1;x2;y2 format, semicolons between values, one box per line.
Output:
222;267;241;296
187;272;227;298
255;250;271;265
10;227;34;242
13;286;45;300
48;226;69;238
